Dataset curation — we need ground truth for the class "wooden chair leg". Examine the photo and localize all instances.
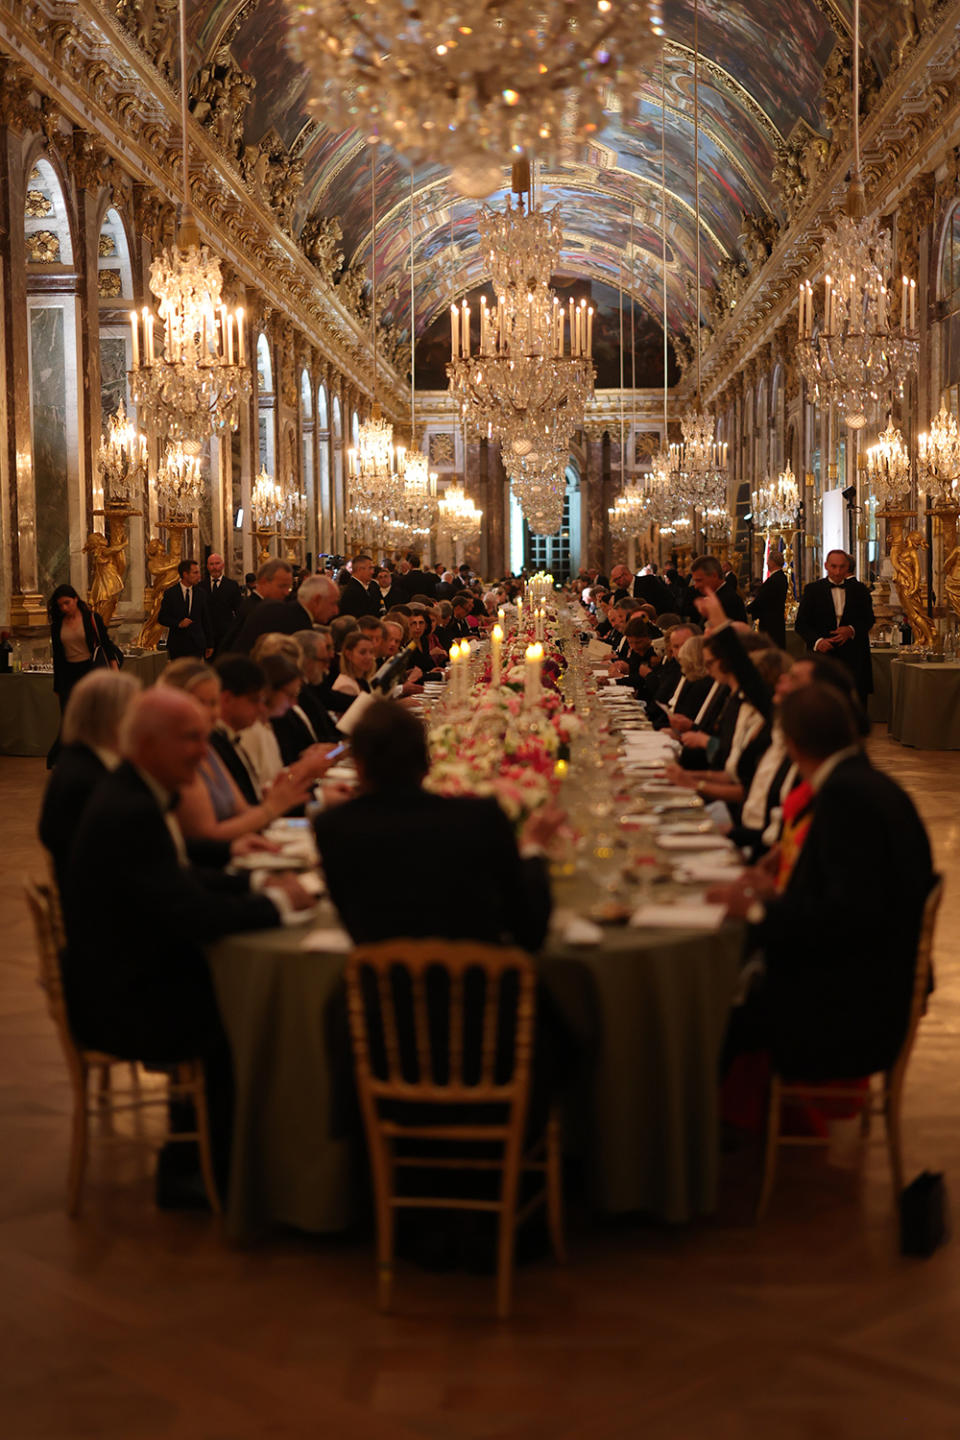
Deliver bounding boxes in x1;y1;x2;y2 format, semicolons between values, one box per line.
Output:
128;1062;141;1092
884;1076;905;1204
190;1065;222;1216
545;1111;566;1265
96;1064;111;1103
67;1062;90;1218
497;1145;524;1320
370;1138;395;1313
756;1076;782;1223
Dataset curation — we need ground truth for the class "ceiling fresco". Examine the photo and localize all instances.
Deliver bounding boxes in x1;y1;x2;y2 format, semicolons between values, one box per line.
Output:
183;0;912;349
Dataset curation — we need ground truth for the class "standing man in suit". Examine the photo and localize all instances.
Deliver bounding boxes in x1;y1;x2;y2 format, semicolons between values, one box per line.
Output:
795;549;875;704
689;554;748;623
200;553;242;654
219;559;295;653
158;559;211;660
231;574;340;654
399;552;439;601
749;548;789;648
339;554;383;618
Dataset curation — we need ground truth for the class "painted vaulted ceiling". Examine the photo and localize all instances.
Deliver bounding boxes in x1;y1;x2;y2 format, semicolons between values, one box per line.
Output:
185;0;910;358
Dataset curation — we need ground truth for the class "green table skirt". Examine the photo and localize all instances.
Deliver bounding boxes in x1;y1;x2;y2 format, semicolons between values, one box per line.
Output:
889;659;960;749
209;915;743;1242
868;649;897;725
0;652;168;756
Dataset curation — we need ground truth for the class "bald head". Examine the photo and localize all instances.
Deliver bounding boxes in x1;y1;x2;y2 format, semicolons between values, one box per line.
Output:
121;688;209;792
206;553;225;579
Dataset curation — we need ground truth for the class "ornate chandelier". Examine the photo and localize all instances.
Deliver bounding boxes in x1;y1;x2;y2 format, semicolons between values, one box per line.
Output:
608;482;648;542
156;441;204;518
866;420;912;506
130;0;250;444
288;1;663;197
390;180;439;551
98;399;148;506
796;0;918;430
251;465;283;531
918;404;960;502
438;481;482;546
751;463;800;532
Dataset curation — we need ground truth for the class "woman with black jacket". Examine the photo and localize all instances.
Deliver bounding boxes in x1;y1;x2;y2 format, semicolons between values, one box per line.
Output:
48;584;122;765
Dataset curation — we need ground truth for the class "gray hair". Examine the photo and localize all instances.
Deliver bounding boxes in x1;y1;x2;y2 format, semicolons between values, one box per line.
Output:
293;628;327;659
256;558;294;583
160;658;219;694
297;573;337;606
62;669;140;749
678;635;707;681
330;614;359;651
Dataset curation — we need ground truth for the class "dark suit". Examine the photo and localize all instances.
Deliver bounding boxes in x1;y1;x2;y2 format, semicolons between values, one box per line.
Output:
38;743;109;891
200;575;242;652
399;568;438;601
209;726;260;806
748;569;788;649
795;577;875;701
752;754;934;1078
231;598;314;654
315;788;551;953
715;576;748;623
633;574;676;615
158;582;211;659
339;577;383;618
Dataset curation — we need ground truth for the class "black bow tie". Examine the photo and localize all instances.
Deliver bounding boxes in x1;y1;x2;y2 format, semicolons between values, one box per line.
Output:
830;582;846;590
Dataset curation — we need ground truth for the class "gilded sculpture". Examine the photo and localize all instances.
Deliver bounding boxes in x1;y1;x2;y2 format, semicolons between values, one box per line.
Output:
84;531;128;626
942;543;960;622
300;213;344;285
891;528;936;647
138;538;181;651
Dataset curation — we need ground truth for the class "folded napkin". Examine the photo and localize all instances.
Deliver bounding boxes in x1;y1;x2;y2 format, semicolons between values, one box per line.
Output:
656;832;733;851
630;901;726;931
674;861;745;884
301;926;354;953
559;914;605;947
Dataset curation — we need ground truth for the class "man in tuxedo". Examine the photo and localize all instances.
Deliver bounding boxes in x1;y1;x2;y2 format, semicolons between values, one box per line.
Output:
158;559;212;660
610;563;675;616
231;574;339;654
748;548;789;648
200;553;242;654
690;554;747;623
399;552;439;601
339;554;383;618
795;549;875;703
209;655;270;805
62;687;313;1191
720;683;933;1080
220;559;295;652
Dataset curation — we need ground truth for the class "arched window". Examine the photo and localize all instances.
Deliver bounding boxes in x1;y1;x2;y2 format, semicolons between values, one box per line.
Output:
317;384;328;430
332;395;344;552
25;157;81;599
769;365;782;473
351;410;360;447
257;332;276;480
939;203;960;419
316;384;331;554
300;368;316;561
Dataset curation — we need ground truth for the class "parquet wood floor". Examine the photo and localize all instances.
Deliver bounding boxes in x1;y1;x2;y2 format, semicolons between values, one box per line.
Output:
2;733;960;1439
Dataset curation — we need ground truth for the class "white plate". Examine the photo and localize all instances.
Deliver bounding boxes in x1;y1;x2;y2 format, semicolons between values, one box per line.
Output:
655;832;733;851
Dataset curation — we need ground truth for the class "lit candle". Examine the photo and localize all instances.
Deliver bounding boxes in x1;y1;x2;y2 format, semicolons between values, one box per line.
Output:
516;596;523;626
451;302;460;360
910;278;916;332
569;298;575;354
145;310;155;364
461;301;469;358
797;283;803;339
449;641;461;698
902;275;908;330
129;310;139;368
497;605;505;627
226;313;235;366
524;642;543;706
587;305;594;356
824;276;832;334
554;758;568;780
235;308;245;366
491;623;503;687
460;638;470;701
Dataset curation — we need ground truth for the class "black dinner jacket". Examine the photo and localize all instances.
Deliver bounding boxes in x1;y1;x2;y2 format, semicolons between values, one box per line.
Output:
300;681;346;738
339;577;384;618
61;762;278;1058
748;569;788;649
400;567;439;601
716;576;748;623
231;598;313;654
632;573;676;615
158;582;211;658
209;726;259;806
219;590;263;652
200;574;242;650
38;743;109;891
315;787;551;953
795;577;876;699
757;753;934;1079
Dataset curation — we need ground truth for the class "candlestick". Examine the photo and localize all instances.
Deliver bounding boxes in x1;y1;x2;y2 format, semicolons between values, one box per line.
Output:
491;624;503;687
129;311;139;368
459;639;470;703
236;308;246;367
451;303;459;360
524;642;543;706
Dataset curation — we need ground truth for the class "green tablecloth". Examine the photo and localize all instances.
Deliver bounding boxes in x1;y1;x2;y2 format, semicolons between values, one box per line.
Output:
869;648;897;725
889;659;960;749
209;910;743;1243
0;652;168;756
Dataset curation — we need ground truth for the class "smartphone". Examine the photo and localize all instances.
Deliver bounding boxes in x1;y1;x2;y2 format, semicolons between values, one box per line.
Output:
325;741;350;763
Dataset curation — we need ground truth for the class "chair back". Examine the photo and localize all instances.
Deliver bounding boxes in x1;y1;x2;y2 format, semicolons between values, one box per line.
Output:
346;939;536;1109
894;876;943;1078
24;879;77;1056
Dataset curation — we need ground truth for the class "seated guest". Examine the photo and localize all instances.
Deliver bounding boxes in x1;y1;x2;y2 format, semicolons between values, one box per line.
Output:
292;628;343;741
315;701;558;951
719;684;934;1081
655;634;714;725
320;615;361;714
61;688;314;1192
39;668;140;889
644;622;700;727
339;554;382;618
375;565;402;613
674;615;771;780
160;658;308;841
210;655;319;808
356;614;386;657
380;619;424;698
332;630;378;699
617;618;660;698
406;606;446;679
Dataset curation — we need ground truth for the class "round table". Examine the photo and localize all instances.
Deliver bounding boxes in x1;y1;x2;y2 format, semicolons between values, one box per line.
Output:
209;903;743;1243
889;659;960;749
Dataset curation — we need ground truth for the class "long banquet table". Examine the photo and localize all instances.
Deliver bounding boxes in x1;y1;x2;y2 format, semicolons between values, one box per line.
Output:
209;897;743;1244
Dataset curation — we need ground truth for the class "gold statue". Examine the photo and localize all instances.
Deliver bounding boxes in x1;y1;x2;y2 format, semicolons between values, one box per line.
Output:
943;544;960;623
84;530;127;625
138;537;180;650
891;527;936;647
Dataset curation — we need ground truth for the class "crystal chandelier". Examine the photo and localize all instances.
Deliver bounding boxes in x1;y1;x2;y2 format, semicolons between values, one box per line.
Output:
608;482;649;542
751;463;800;532
448;164;595;458
283;487;307;535
918;405;960;502
866;420;912;507
251;465;283;530
507;425;570;534
129;0;250;444
391;179;439;550
156;441;204;518
796;0;918;430
670;4;728;522
438;481;482;545
288;1;663;198
98;399;148;505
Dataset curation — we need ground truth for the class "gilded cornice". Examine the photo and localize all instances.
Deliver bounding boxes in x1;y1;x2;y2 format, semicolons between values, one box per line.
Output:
698;0;960;405
0;0;406;421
